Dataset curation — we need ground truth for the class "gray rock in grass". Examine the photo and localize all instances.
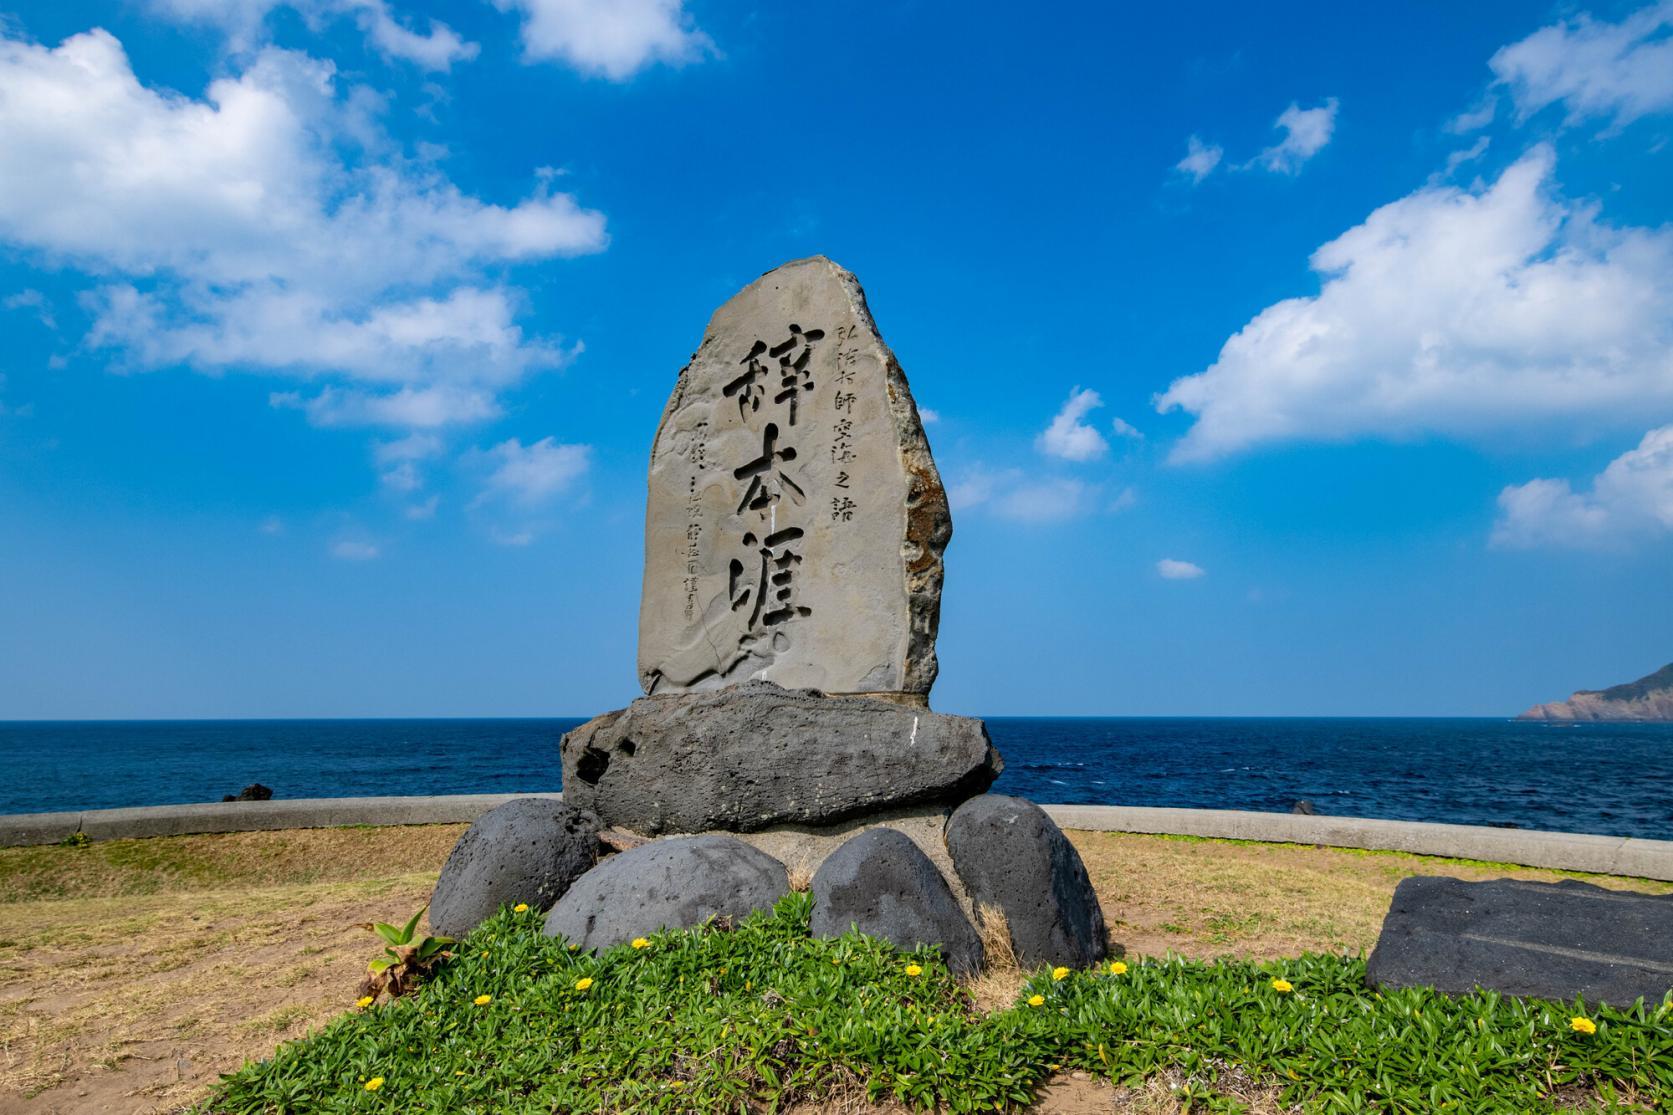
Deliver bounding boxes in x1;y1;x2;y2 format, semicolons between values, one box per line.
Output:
945;793;1107;969
1366;875;1673;1007
810;827;983;974
429;797;601;938
544;834;789;951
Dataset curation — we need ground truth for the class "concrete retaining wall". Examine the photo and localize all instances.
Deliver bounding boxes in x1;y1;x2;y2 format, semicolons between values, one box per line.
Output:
0;793;563;847
2;795;1669;881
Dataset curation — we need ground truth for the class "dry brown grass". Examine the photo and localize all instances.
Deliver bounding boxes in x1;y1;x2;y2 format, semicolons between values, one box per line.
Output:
1;823;1667;1114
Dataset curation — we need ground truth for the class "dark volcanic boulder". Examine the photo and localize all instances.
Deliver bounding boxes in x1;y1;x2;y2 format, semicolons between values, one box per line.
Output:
945;794;1107;969
222;783;273;802
810;828;983;975
544;834;789;950
429;798;601;938
559;680;1002;834
1367;876;1673;1007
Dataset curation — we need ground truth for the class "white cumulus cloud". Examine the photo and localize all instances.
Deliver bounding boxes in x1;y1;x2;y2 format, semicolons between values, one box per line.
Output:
1156;146;1673;461
1037;388;1110;462
0;28;605;431
493;0;713;80
1157;558;1205;580
1493;425;1673;548
1251;99;1338;174
1490;0;1673;127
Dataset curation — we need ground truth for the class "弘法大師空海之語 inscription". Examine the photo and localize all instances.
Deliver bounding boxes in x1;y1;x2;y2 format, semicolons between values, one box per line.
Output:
638;257;949;700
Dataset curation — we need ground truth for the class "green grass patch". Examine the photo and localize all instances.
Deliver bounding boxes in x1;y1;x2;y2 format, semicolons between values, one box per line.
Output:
204;895;1673;1114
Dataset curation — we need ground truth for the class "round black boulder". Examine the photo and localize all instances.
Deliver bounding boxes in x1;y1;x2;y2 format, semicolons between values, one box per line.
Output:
810;827;983;974
429;798;601;938
945;794;1107;968
543;834;789;951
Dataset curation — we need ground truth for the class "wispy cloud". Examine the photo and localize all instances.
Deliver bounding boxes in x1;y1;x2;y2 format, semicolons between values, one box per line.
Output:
2;288;55;330
948;466;1098;524
149;0;478;71
1037;388;1109;462
1493;425;1673;548
476;437;591;507
492;0;713;80
1175;135;1223;184
330;539;380;560
1157;558;1206;580
1249;99;1338;174
1489;0;1673;127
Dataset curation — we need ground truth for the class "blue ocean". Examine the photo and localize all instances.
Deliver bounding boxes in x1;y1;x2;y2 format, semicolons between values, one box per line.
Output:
1;717;1669;840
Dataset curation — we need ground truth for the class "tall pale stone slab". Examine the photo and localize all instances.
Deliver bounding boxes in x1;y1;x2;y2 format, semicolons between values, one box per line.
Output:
638;256;949;699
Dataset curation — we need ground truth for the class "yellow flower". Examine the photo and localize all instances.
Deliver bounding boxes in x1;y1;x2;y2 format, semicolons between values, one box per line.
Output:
480;950;490;958
364;1077;384;1092
1027;994;1045;1007
631;937;650;950
513;903;529;913
1571;1016;1597;1035
575;977;594;991
355;996;374;1009
904;964;923;977
1109;961;1128;975
1051;966;1070;981
1271;979;1293;993
473;994;492;1006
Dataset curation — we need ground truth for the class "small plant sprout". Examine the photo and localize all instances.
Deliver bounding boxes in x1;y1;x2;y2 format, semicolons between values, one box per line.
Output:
353;906;454;1002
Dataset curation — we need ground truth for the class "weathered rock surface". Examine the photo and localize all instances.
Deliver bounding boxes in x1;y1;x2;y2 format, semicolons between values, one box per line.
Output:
811;828;983;974
1517;661;1673;722
543;834;789;951
638;256;949;700
429;798;601;938
560;681;1001;834
1366;876;1673;1007
945;794;1107;969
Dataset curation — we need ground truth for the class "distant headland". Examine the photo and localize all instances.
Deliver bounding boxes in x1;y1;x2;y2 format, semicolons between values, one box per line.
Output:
1517;661;1673;722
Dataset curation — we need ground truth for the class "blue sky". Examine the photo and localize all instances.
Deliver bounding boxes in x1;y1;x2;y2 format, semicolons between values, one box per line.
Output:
2;0;1671;718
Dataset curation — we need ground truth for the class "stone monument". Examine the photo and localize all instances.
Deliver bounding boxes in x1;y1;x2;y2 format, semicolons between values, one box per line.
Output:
431;258;1106;975
637;255;949;701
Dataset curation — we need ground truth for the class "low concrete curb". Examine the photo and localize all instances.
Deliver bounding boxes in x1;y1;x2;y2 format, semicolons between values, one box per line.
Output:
1043;805;1673;882
0;793;563;847
1;796;1668;881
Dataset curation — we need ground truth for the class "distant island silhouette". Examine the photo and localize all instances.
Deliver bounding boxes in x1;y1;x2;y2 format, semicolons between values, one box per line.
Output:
1518;662;1673;722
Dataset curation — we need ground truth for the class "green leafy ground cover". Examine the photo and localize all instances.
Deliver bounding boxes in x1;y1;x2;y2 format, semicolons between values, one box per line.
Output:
205;896;1672;1114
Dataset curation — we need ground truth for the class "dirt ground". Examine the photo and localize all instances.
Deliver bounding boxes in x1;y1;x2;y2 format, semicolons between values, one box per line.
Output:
1;825;1666;1114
